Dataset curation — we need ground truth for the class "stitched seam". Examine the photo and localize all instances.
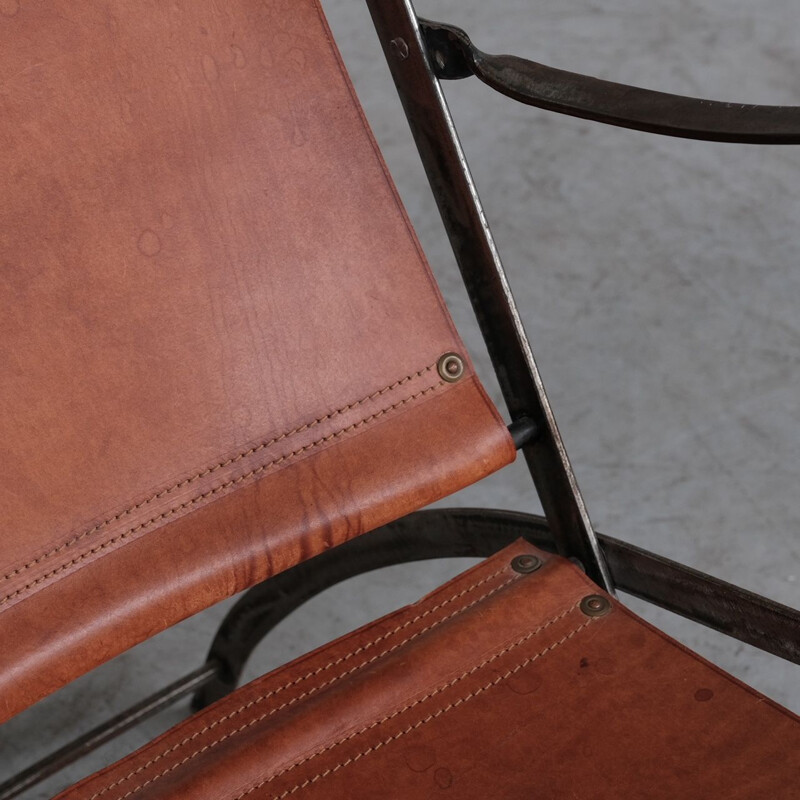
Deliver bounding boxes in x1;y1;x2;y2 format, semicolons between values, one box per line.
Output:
0;377;443;608
270;620;593;799
106;577;519;799
103;602;582;800
253;607;592;799
89;566;517;800
0;363;437;587
89;565;510;797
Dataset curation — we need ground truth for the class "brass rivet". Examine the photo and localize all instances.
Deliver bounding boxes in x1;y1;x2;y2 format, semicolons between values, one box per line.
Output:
511;554;542;574
437;352;464;383
580;594;612;617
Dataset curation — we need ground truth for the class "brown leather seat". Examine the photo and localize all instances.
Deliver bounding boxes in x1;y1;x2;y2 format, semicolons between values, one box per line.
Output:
0;0;514;722
2;0;798;797
54;541;800;799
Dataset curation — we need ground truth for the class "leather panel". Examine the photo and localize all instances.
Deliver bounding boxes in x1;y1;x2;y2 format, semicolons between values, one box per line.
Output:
0;0;515;720
0;379;511;722
56;541;800;799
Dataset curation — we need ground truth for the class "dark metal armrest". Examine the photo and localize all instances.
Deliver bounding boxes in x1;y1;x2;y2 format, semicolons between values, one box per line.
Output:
422;19;800;144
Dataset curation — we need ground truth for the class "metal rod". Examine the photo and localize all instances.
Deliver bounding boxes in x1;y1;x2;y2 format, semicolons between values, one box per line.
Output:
422;19;800;144
0;663;220;800
366;0;613;590
508;417;538;449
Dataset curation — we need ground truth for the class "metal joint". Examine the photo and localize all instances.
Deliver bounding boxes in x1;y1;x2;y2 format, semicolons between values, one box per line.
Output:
420;20;473;80
508;416;538;449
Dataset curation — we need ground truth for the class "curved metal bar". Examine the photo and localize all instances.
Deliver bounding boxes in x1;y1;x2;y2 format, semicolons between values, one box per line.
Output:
193;508;800;710
422;20;800;144
191;511;548;710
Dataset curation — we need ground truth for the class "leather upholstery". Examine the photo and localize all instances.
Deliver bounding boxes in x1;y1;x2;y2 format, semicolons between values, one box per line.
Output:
55;540;800;799
0;0;515;722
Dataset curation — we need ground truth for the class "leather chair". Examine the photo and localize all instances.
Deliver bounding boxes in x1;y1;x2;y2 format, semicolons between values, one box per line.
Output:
1;1;797;797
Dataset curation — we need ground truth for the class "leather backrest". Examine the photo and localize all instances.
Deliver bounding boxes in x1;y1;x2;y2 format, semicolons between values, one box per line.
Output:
0;0;515;720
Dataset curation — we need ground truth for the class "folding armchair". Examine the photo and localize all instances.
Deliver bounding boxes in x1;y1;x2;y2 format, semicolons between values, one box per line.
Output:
1;0;798;797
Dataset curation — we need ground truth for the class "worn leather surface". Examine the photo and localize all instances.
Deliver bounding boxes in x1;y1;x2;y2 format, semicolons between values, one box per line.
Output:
0;0;515;722
57;540;800;800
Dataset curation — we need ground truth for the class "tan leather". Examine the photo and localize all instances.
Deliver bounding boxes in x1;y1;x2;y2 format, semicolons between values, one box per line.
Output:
56;540;800;800
0;0;515;722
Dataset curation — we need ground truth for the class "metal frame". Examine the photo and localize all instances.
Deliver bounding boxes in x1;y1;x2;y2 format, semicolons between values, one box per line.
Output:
367;0;613;592
4;0;800;795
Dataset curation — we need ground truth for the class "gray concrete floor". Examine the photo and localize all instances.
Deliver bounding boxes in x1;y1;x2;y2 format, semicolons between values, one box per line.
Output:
2;1;799;796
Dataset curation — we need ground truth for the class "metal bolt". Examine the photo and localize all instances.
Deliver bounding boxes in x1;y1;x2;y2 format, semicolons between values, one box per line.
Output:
390;37;409;60
580;594;612;617
437;352;464;383
511;554;542;574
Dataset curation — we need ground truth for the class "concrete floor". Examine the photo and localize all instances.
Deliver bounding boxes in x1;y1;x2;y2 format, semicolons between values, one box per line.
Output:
2;1;798;796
